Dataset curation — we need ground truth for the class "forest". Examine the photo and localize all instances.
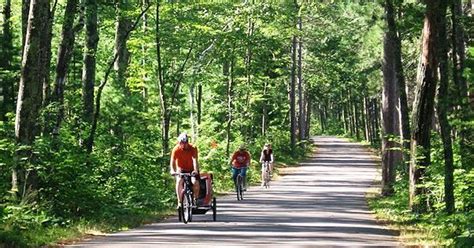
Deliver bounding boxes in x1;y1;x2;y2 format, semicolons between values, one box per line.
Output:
0;0;473;247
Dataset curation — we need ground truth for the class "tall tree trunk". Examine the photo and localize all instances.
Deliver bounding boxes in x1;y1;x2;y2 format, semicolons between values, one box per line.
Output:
51;0;79;134
305;95;311;139
436;0;454;214
1;0;14;121
41;2;55;109
297;12;305;141
81;0;98;130
262;80;268;136
140;0;149;110
353;95;360;140
381;0;402;196
197;84;202;125
110;0;131;151
225;58;233;157
451;0;472;170
290;35;297;153
155;1;169;155
409;0;443;213
392;3;411;165
21;0;30;52
114;0;131;95
13;0;51;196
364;97;371;142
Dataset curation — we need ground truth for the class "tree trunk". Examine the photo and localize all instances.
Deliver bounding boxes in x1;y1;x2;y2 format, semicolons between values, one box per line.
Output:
197;84;202;125
290;35;297;153
51;0;79;134
436;0;454;214
297;13;305;141
225;58;233;157
21;0;30;52
262;80;268;136
392;3;411;164
353;95;360;140
305;95;311;139
1;0;14;121
409;0;443;213
381;0;402;196
81;0;98;127
13;0;51;196
364;97;371;142
155;1;169;155
114;0;131;95
451;0;472;170
41;5;54;109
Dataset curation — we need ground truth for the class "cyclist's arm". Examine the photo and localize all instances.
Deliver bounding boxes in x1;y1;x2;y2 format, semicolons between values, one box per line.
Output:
192;157;199;173
170;156;177;174
259;151;264;163
193;151;199;174
229;153;236;168
270;153;274;163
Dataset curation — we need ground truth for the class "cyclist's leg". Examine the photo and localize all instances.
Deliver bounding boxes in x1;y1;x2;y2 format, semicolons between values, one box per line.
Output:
231;167;239;189
176;176;184;205
261;163;265;186
191;175;200;203
240;167;248;189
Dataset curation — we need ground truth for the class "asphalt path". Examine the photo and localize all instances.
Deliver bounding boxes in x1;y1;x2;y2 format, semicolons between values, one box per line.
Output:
69;136;400;247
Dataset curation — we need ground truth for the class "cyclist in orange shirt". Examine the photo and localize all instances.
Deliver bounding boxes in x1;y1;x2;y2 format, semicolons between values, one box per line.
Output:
230;144;251;190
170;133;200;205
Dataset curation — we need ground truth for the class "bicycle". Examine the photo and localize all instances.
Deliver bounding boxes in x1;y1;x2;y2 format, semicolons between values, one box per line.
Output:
262;161;271;188
174;172;195;224
234;168;245;201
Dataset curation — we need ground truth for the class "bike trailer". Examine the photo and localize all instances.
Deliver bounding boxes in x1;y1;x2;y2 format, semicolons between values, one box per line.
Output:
196;173;213;208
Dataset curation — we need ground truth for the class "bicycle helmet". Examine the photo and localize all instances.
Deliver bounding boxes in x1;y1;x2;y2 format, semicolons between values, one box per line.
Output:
177;132;188;143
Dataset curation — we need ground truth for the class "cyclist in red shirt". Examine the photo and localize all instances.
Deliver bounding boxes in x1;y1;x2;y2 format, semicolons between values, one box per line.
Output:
170;133;200;205
230;144;251;190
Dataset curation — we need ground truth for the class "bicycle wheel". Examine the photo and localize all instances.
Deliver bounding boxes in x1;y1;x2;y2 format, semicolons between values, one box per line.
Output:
181;192;192;224
265;166;270;188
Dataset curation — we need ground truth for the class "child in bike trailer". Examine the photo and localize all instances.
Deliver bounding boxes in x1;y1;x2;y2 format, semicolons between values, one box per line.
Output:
230;144;251;191
170;132;200;206
259;143;274;186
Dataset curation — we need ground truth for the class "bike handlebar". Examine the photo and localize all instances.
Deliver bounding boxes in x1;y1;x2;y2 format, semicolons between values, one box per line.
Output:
171;172;197;177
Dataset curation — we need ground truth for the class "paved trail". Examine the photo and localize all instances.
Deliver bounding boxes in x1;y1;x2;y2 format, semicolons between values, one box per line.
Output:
70;136;399;247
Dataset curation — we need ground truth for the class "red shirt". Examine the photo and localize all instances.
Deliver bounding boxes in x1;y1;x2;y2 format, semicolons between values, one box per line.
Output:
171;143;198;172
231;151;250;168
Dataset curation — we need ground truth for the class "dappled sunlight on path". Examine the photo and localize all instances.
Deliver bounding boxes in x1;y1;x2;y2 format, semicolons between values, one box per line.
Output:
70;136;399;247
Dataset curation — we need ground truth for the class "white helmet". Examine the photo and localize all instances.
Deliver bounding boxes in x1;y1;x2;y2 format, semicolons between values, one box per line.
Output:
177;132;188;143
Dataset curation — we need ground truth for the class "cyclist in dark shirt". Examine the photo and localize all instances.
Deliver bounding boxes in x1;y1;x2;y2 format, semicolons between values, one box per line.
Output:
259;143;274;186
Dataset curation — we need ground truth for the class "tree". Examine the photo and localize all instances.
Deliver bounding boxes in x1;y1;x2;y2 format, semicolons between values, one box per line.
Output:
381;0;402;196
0;0;14;121
13;0;51;196
409;0;444;213
451;0;472;170
436;0;454;214
290;34;297;153
82;0;98;129
51;0;81;134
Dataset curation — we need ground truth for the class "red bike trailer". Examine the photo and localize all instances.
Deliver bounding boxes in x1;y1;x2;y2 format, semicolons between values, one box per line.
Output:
178;172;216;222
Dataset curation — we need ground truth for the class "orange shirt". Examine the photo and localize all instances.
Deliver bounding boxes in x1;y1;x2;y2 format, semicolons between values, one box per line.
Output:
231;151;250;168
171;144;198;172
